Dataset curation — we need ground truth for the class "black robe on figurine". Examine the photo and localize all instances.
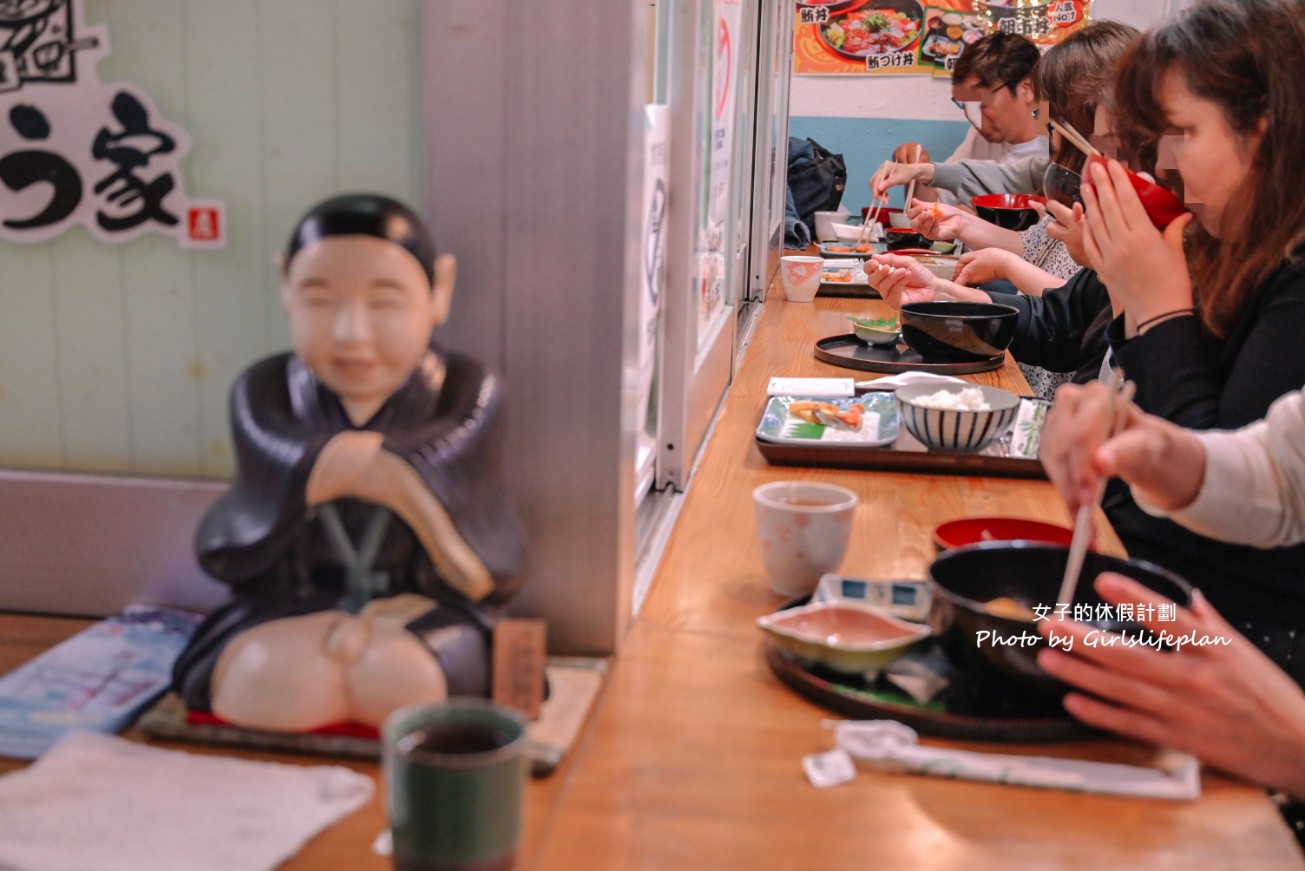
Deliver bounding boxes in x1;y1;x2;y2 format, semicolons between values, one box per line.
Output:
173;346;527;711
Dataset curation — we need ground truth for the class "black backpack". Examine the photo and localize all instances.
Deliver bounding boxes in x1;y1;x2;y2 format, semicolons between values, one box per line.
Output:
787;136;847;233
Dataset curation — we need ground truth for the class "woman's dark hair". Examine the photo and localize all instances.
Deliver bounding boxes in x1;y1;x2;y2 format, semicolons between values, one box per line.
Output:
1035;20;1139;173
952;31;1040;93
1113;0;1305;337
284;193;437;285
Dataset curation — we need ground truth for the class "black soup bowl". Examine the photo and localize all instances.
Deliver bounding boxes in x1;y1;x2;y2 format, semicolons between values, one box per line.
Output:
929;542;1193;695
971;193;1046;231
885;227;930;251
899;300;1019;362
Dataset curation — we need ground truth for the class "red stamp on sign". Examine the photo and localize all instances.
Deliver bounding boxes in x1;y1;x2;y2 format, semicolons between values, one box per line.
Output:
187;206;221;243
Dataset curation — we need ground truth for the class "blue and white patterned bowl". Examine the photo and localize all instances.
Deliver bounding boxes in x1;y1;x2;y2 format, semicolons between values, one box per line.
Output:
895;383;1020;453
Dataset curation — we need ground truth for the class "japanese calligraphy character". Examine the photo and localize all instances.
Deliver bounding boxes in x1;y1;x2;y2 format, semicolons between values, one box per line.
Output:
91;90;179;232
0;102;81;228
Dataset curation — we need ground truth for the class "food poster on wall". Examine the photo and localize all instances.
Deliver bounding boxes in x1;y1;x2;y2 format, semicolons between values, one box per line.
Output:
697;0;742;354
0;0;224;246
794;1;1092;76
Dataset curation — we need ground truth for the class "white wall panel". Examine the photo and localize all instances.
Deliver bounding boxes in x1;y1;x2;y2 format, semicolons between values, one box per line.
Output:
122;234;202;475
333;0;423;197
259;0;337;326
50;239;131;471
94;2;202;475
0;0;423;479
0;248;61;467
185;1;276;477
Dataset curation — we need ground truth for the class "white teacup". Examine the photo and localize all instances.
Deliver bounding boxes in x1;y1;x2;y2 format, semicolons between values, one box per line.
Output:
753;481;858;598
813;210;840;242
779;256;823;303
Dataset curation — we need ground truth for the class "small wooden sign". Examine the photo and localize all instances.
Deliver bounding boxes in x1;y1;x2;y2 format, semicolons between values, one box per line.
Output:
492;619;547;720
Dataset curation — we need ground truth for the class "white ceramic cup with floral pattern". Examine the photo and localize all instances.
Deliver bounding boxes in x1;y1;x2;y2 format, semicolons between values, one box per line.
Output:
779;255;823;303
753;481;858;598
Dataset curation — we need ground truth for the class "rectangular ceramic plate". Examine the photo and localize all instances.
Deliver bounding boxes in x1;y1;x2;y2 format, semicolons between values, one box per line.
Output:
819;266;871;286
819;242;885;258
754;392;1049;478
755;394;899;447
819;241;957;259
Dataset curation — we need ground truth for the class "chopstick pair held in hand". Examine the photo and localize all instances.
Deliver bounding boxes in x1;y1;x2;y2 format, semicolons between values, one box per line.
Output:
1056;369;1136;609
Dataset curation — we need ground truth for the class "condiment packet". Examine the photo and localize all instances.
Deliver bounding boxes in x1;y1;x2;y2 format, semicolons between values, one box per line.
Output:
802;748;857;788
1008;398;1049;460
880;653;953;704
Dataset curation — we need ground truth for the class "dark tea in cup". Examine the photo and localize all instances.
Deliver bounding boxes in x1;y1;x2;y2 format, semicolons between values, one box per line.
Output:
397;723;515;757
385;699;529;871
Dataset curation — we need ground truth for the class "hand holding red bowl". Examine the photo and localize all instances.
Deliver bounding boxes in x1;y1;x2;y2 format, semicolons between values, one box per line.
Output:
1080;158;1195;333
1084;155;1187;230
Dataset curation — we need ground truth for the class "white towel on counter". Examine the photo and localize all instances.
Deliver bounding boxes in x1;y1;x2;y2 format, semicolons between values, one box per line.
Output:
812;720;1200;800
0;730;374;871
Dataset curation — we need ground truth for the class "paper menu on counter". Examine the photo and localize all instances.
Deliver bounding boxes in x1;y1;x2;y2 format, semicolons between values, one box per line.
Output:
0;604;203;759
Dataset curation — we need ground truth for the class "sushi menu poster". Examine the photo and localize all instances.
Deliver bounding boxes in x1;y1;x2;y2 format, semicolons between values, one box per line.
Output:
794;1;1092;76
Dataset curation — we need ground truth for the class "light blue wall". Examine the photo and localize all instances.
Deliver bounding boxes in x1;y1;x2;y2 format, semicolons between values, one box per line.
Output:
789;116;970;213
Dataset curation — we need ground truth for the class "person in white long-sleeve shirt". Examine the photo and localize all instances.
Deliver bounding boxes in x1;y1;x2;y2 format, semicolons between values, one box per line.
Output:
1043;383;1305;549
1036;376;1305;817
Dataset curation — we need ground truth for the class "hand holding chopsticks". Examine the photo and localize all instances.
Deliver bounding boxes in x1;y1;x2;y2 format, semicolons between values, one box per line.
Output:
864;147;935;244
902;143;923;215
1055;368;1136;611
858;194;884;245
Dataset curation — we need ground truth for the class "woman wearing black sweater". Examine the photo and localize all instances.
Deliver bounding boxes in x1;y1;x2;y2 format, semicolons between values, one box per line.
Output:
865;0;1305;683
1079;0;1305;682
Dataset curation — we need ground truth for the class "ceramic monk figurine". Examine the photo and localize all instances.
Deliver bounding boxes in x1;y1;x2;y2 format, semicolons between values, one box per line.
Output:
172;193;527;731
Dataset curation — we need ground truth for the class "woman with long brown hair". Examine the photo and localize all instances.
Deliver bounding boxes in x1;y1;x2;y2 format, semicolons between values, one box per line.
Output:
1079;0;1305;681
898;21;1138;398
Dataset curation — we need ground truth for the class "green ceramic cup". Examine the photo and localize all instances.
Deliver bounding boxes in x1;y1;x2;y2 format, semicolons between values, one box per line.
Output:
383;698;529;871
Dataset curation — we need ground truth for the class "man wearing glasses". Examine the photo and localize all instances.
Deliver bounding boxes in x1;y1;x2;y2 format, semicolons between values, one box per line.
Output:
893;32;1046;205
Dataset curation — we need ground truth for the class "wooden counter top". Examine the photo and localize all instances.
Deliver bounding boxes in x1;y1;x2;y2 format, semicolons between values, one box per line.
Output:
533;289;1305;869
641;291;1122;635
2;288;1301;869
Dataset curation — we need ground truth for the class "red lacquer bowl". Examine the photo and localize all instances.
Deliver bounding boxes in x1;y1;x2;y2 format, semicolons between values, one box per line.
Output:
1085;155;1187;230
933;516;1092;552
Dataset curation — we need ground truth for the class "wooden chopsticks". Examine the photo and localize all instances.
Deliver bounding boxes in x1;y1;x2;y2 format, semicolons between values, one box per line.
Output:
1049;118;1101;160
902;143;923;217
859;192;886;245
1055;368;1135;610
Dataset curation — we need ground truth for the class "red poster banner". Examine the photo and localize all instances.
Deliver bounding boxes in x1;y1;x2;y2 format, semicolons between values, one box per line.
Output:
795;0;1092;76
